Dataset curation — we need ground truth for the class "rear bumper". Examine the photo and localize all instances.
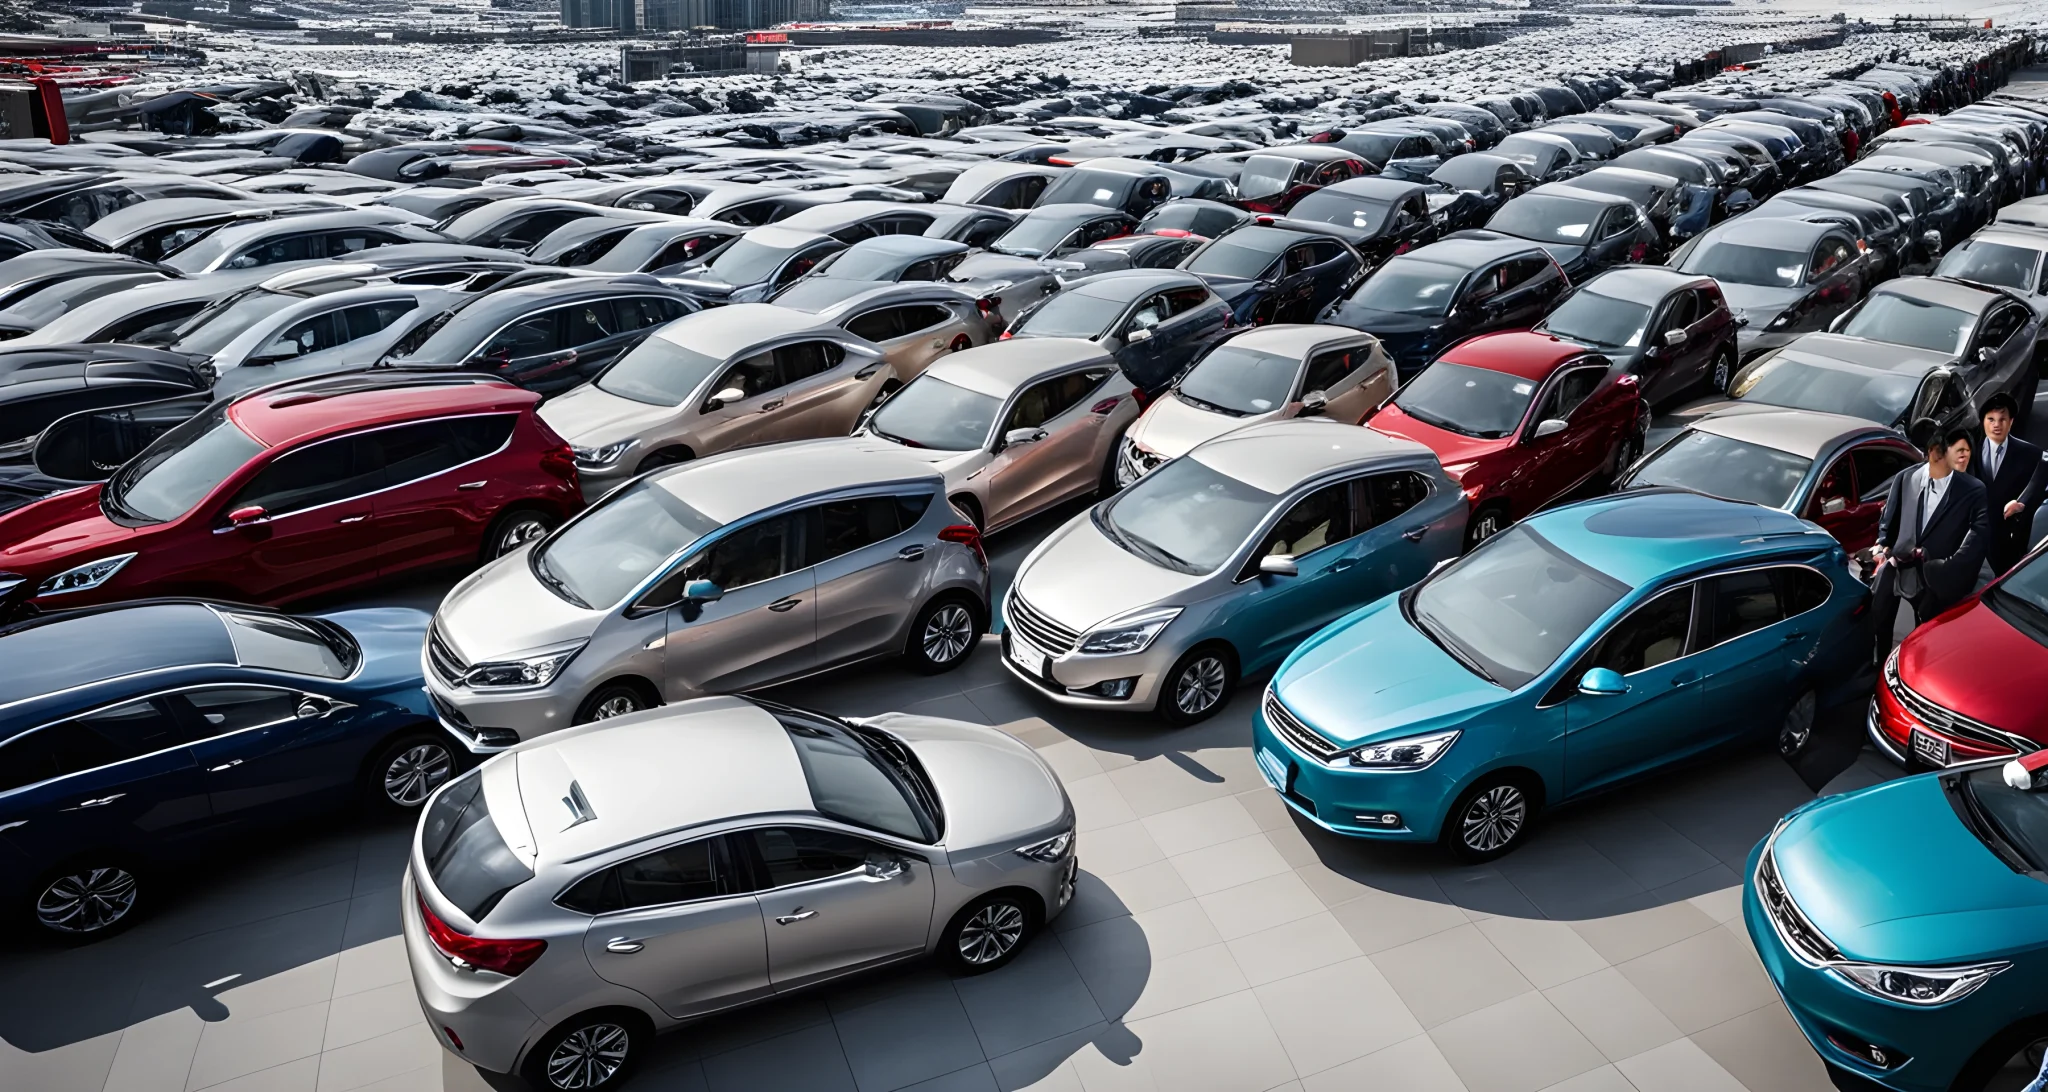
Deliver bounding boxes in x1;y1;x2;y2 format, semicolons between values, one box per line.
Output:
402;872;544;1076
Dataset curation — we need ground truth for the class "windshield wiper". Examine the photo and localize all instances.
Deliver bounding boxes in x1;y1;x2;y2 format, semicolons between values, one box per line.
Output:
848;723;945;834
867;422;922;448
1399;403;1481;438
530;554;589;608
1411;604;1501;686
1174;391;1248;417
1950;775;2038;875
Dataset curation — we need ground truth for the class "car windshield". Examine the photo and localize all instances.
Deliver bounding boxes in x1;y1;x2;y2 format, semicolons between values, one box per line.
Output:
1960;766;2048;873
1839;293;1974;355
1681;240;1806;288
780;712;934;842
1017;292;1125;339
1937;239;2042;291
1289;191;1393;234
595;336;725;407
1096;454;1278;575
1730;356;1920;426
1623;431;1812;508
1985;547;2048;646
1175;346;1299;416
992;216;1083;258
708;237;798;285
1347;259;1464;316
104;400;264;523
1538;289;1653;348
1489;194;1602;244
1391;361;1533;438
1410;523;1629;690
534;480;722;608
1041;171;1132;208
419;772;531;921
814;247;912;281
146;290;301;356
1235;157;1297;199
221;610;359;678
1184;237;1281;280
867;375;1002;451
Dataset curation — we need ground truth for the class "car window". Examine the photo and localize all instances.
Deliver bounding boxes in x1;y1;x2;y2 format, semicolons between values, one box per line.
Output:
562;301;619;347
1360;471;1430;529
776;340;844;384
263;310;347;359
0;698;206;792
1004;371;1102;432
844;308;901;342
1805;455;1856;516
1852;445;1917;503
1778;566;1831;616
1283;245;1318;277
809;495;915;565
375;420;473;487
961;218;1009;248
1125;294;1169;333
1588;584;1694;675
1979;304;2027;350
773;247;830;287
228;433;382;517
1661;292;1699;333
614;839;721;910
1302;345;1366;394
225;234;320;269
171;686;303;737
323;230;391;258
1534;365;1602;424
1080;218;1126;246
1701;569;1784;648
900;259;942;282
480;312;561;360
1394;136;1432;159
673;512;805;591
616;296;687;331
1599;208;1634;239
419;772;531;921
1164;286;1210;316
1502;257;1551;290
899;305;953;336
711;350;779;402
749;827;873;888
1250;483;1351;564
653;236;718;270
0;387;165;446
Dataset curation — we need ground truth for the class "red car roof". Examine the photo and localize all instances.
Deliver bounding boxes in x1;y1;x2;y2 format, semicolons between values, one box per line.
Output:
1433;330;1598;382
228;376;535;448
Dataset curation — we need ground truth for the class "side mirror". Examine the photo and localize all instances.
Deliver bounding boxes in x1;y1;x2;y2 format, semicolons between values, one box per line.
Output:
1735;314;1751;328
1125;327;1154;344
295;696;334;719
703;386;745;412
228;505;267;526
1921;229;1943;253
1531;418;1569;440
1662;328;1689;348
1298;390;1328;416
1820;496;1848;516
1003;427;1047;448
1258;554;1299;577
683;578;723;603
1578;667;1629;696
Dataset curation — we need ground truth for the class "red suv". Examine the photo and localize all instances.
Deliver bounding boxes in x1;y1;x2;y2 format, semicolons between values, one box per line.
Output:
1873;543;2048;769
0;373;582;617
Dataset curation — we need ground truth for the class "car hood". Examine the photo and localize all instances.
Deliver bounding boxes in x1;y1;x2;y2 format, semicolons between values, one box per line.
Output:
839;433;985;483
1366;404;1512;468
1533;241;1589;271
1772;773;2048;963
1901;596;2048;741
1271;594;1507;746
317;606;434;702
0;484;144;576
537;383;678;449
433;552;603;663
1127;392;1266;461
1011;513;1206;635
862;713;1069;855
1331;307;1445;337
1196;274;1261;302
662;272;739;298
1716;282;1803;326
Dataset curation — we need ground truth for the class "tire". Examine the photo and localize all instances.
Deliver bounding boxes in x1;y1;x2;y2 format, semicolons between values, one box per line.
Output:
905;595;981;675
635;447;692;475
483;508;558;561
1946;1017;2048;1092
1609;426;1643;489
1709;349;1735;395
1465;503;1509;551
365;732;458;814
30;860;143;940
1777;689;1817;759
1157;644;1235;726
950;494;984;531
1441;773;1539;863
521;1010;650;1092
939;891;1038;975
574;681;654;725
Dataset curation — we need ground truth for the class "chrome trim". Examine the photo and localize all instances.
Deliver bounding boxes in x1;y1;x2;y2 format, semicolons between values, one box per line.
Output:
1262;687;1343;763
1006;594;1080;657
1867;700;1910;765
1885;659;2034;757
1754;834;1844;967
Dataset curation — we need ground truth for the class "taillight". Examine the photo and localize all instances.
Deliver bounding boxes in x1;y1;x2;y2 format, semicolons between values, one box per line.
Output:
1091;397;1121;415
540;444;577;482
417;896;547;977
999;330;1013;340
976;296;1001;317
938;522;986;566
1131;386;1155;410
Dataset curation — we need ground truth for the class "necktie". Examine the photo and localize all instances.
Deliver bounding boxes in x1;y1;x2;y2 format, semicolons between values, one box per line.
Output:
1990;444;2002;480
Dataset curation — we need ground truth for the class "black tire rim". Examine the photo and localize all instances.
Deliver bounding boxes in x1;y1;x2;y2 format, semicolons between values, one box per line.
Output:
1460;785;1527;854
495;515;550;556
1778;691;1816;757
1713;354;1733;392
384;742;454;807
37;866;138;934
591;694;641;720
1174;655;1227;716
1471;511;1502;544
957;901;1026;965
545;1022;631;1090
922;604;975;664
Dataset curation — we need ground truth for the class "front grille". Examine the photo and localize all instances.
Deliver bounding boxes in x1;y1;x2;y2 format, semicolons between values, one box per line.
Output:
1756;847;1841;967
427;626;469;687
1886;669;2033;757
1007;595;1080;656
1116;438;1163;487
1263;690;1342;763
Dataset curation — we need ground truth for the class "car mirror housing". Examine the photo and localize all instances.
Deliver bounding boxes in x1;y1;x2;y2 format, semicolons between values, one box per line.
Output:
1003;427;1048;448
703;386;745;412
1820;496;1848;516
1531;418;1569;440
684;579;723;603
1298;390;1328;416
1662;328;1688;348
1258;554;1299;577
1125;327;1154;344
1578;667;1629;696
228;505;267;526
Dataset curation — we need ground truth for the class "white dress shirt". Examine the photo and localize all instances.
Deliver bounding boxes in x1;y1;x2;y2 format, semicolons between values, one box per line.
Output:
1985;438;2007;480
1919;466;1950;534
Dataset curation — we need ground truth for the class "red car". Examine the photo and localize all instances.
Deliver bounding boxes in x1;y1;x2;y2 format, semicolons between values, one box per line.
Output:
0;373;582;616
1366;331;1645;547
1873;543;2048;769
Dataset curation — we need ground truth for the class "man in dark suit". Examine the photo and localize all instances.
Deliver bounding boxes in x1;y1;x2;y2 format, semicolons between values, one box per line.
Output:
1970;392;2044;576
1871;421;1990;663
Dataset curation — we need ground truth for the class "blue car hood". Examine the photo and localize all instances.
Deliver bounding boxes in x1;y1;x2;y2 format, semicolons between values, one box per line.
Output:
1272;596;1505;746
1773;773;2048;964
318;606;432;702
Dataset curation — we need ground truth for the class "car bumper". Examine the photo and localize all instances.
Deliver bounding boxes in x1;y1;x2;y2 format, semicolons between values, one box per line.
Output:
421;657;579;754
1870;673;2022;770
999;629;1174;710
1737;329;1798;361
402;872;544;1076
1249;703;1457;841
572;462;635;503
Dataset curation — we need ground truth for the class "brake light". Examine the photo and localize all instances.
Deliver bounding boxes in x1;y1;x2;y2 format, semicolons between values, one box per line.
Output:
1091;397;1121;414
417;896;546;976
1151;228;1193;238
1048;156;1075;166
1254;215;1276;226
999;330;1013;340
1132;386;1155;410
938;523;986;566
539;444;578;482
976;296;1001;317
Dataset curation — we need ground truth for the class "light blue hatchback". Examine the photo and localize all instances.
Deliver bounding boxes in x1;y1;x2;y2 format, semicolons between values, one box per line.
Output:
1254;487;1871;860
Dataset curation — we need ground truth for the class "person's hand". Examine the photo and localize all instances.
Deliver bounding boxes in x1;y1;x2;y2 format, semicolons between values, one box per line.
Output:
1871;546;1889;568
2007;500;2026;519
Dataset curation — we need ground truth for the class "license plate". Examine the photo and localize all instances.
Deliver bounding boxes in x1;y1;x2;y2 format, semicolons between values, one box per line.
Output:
1911;728;1951;767
1007;634;1046;677
1257;747;1289;789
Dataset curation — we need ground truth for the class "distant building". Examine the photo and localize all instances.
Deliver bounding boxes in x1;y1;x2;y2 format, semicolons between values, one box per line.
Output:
562;0;826;31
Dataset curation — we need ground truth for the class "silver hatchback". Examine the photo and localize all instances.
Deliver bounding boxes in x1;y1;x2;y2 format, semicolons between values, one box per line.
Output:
425;441;989;750
404;696;1075;1091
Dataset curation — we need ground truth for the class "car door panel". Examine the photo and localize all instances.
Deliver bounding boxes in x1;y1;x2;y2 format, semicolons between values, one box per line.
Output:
370;415;516;576
986;371;1111;528
766;341;868;443
579;837;772;1019
691;350;785;456
1564;584;1702;796
808;497;931;667
0;699;213;876
745;827;935;991
220;434;385;603
177;686;359;822
661;514;817;694
1692;568;1799;751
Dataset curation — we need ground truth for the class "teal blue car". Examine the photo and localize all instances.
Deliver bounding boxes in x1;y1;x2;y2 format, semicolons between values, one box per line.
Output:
1254;488;1870;860
1746;763;2048;1092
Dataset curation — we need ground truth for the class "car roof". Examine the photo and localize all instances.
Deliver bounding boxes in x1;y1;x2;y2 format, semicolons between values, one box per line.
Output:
1191;417;1430;494
1021;202;1126;226
226;373;535;448
1961;225;2048;252
925;337;1115;397
1528;488;1832;590
639;437;943;524
1767;332;1954;375
1519;183;1631;208
810;281;974;318
1206;225;1309;256
1216;322;1373;357
840;234;969;261
1406;232;1544;268
649;302;838;356
1870;275;2001;314
1706;217;1840;247
775;201;933;232
1069;269;1204;299
1317;177;1429;203
1438;331;1602;379
1580;265;1711;296
0;601;237;713
510;696;813;863
1687;407;1896;460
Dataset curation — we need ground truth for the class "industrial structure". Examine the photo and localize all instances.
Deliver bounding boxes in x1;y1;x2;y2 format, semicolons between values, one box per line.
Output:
562;0;826;32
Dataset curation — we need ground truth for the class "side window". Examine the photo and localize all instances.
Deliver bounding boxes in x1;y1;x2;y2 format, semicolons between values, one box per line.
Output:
171;687;303;736
1981;305;2027;350
1250;483;1351;565
750;827;874;888
265;311;348;358
1587;585;1694;675
324;230;392;258
480;313;561;360
1698;285;1727;317
810;496;909;565
1081;218;1126;246
901;305;953;335
615;297;682;332
226;235;319;269
0;697;211;793
1402;196;1429;226
1012;176;1049;207
0;387;166;445
376;420;475;486
1303;346;1363;394
1599;209;1633;240
1283;245;1318;276
1163;287;1210;316
562;301;619;348
652;236;718;270
228;434;382;517
1701;569;1785;648
1004;371;1103;432
1777;567;1832;617
1126;294;1169;333
1395;136;1432;159
1852;445;1917;503
900;259;942;282
558;837;727;914
961;218;1010;249
844;308;902;343
446;414;517;461
1358;471;1429;530
711;351;779;401
775;340;844;384
352;300;417;340
675;513;804;590
1660;292;1699;335
1534;366;1602;424
774;247;830;287
1466;264;1506;301
1504;257;1551;289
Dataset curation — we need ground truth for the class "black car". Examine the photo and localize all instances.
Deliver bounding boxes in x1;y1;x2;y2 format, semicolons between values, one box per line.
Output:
1427;154;1538;225
1672;217;1872;361
1321;233;1570;376
1560;166;1715;243
660;224;849;304
1310;125;1452;179
1534;266;1740;407
1037;165;1176;218
382;273;699;394
1803;173;1948;263
1006;269;1232;395
1202;146;1373;214
0;345;213;461
987;204;1139;260
1177;224;1364;326
1064;232;1206;274
1752;187;1911;278
1138;199;1252;240
1477;185;1661;280
1274;178;1445;267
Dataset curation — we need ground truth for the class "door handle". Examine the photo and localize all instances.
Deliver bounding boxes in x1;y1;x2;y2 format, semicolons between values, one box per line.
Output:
604;937;644;954
1329;557;1357;572
457;481;487;491
1782;631;1807;642
898;545;926;561
855;363;885;380
1672;672;1699;687
337;514;368;524
768;597;802;613
760;399;784;412
775;909;817;925
208;760;243;772
1402;526;1428;542
71;794;126;809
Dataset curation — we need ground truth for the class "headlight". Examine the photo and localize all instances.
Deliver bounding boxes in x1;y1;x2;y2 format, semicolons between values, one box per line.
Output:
36;553;136;597
1833;961;2008;1006
572;440;636;469
1014;830;1073;862
1341;728;1460;770
1077;607;1181;655
460;641;586;690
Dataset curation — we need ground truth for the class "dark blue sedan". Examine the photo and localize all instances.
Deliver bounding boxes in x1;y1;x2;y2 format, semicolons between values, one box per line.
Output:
1179;224;1365;327
0;600;444;939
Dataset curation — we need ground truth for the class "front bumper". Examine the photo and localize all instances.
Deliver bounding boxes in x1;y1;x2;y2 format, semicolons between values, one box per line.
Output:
402;872;544;1076
571;461;636;503
421;651;580;754
998;627;1173;711
1249;702;1457;841
1871;665;2027;770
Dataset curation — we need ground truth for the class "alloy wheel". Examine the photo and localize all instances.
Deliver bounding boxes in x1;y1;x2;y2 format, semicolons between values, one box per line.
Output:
496;516;550;556
1460;785;1527;854
545;1022;631;1090
957;901;1025;965
922;604;975;664
1712;354;1733;393
1175;655;1227;716
383;743;454;807
37;867;138;934
1778;691;1817;757
1471;512;1502;543
592;695;640;720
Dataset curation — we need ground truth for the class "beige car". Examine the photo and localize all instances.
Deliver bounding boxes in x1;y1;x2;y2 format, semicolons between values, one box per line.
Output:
852;337;1141;532
541;304;893;499
1116;324;1395;486
773;281;1001;392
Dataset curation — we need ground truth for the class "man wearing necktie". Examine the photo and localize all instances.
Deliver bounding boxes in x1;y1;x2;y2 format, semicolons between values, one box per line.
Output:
1870;421;1989;664
1969;392;2044;576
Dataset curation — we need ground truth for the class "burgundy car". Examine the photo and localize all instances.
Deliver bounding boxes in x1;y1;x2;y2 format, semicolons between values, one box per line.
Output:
0;373;582;617
1873;542;2048;769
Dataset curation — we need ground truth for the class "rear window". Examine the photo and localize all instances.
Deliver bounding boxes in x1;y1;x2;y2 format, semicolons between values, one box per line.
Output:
420;773;532;921
222;610;358;679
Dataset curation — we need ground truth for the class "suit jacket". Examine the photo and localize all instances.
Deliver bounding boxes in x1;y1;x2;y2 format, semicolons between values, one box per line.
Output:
1877;467;1990;606
1970;434;2045;544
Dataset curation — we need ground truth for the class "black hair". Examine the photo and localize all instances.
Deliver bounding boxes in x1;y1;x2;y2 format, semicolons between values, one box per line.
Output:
1982;391;2020;421
1941;426;1973;452
1907;416;1940;452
